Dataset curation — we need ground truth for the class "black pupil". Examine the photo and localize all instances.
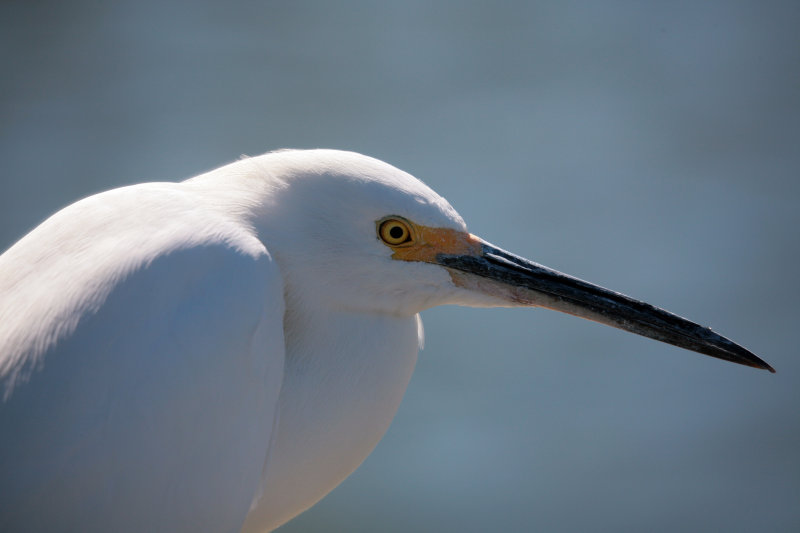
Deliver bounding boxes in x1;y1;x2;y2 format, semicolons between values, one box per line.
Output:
389;225;405;240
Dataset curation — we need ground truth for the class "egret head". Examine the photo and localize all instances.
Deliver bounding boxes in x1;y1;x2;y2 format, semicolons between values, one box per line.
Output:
249;149;772;372
249;149;506;316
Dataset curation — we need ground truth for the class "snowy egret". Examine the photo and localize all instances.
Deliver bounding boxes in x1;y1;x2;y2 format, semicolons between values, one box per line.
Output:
0;149;772;532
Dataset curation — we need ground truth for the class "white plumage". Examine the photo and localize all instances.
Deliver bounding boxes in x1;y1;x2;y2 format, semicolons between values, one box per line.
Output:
0;149;771;532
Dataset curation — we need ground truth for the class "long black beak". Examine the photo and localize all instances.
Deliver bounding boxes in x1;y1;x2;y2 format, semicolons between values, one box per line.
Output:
437;240;774;372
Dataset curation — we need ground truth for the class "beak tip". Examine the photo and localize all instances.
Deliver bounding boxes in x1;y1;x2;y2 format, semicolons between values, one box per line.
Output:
735;346;775;373
735;352;774;373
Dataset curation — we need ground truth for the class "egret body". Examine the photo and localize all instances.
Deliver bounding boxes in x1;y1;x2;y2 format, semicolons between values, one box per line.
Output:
0;150;772;532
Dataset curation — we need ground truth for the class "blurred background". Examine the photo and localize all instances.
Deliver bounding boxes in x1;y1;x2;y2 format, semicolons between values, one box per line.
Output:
1;1;798;531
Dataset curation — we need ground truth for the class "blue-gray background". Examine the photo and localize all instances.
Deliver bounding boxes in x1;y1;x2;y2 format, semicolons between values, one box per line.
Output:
1;1;798;531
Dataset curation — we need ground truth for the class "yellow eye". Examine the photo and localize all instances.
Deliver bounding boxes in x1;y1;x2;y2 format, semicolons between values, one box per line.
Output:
378;217;413;246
